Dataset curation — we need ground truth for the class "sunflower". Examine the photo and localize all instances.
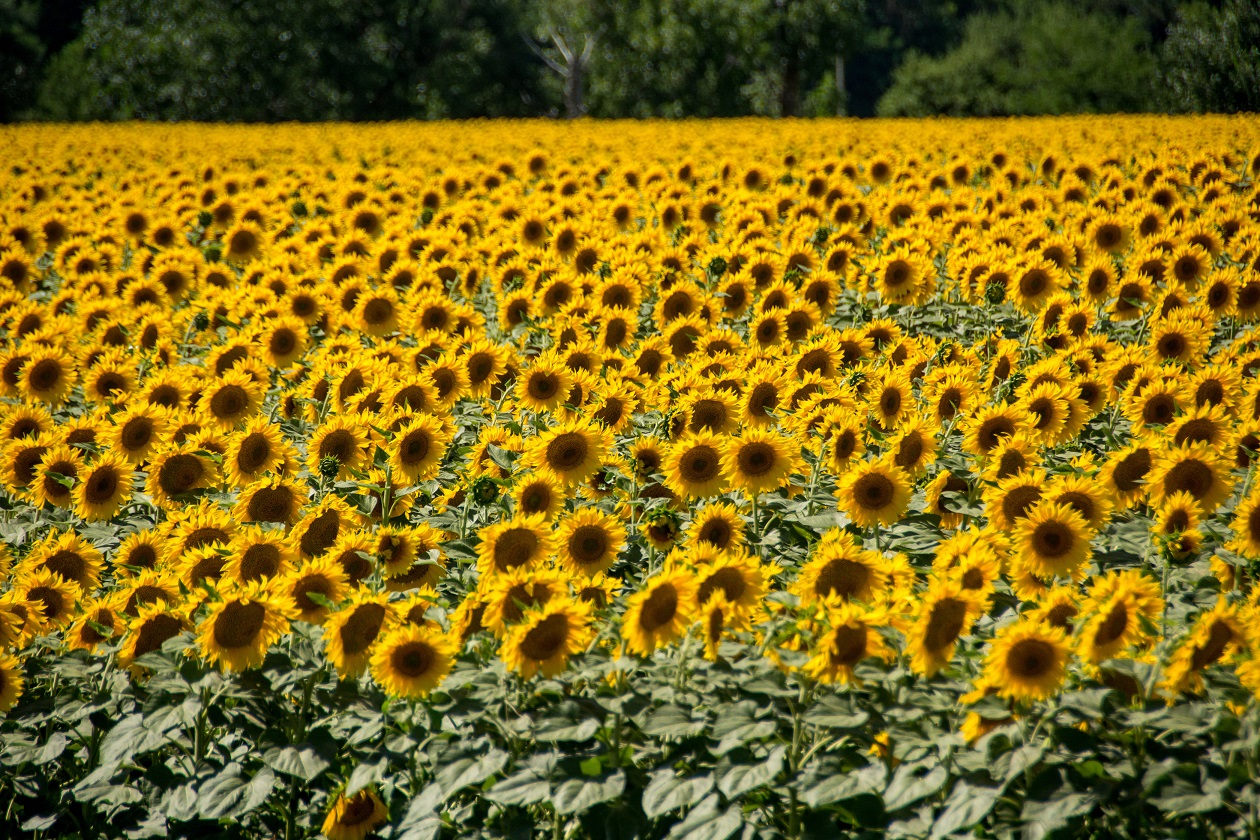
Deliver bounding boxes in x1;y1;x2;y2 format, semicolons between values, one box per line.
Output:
258;315;309;368
32;442;83;509
112;529;165;576
1162;600;1249;695
887;418;938;477
18;347;75;406
837;458;911;529
663;430;729;499
524;417;608;488
721;428;799;497
871;248;934;306
117;603;191;669
622;570;698;656
556;507;626;577
963;403;1025;457
72;453;133;521
200;368;265;431
502;597;595;678
693;552;767;614
307;415;370;479
68;598;125;652
476;514;553;577
1148;441;1233;513
1043;473;1113;533
0;653;25;714
293;497;361;559
982;620;1069;702
25;530;103;590
197;583;292;672
321;787;389;840
282;557;349;624
1098;441;1154;510
867;367;914;431
109;403;169;465
224;527;296;585
924;470;970;529
687;502;747;553
1230;489;1260;559
804;603;894;685
146;444;218;509
369;624;455;698
1012;501;1093;581
512;472;564;520
388;415;450;484
792;531;888;606
225;418;293;486
516;353;573;414
325;592;396;679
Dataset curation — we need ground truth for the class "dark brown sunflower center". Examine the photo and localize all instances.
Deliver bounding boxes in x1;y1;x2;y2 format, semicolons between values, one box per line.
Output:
737;442;776;477
1164;459;1214;500
854;473;894;510
545;432;589;472
1032;521;1073;558
520;613;570;661
679;445;719;484
340;604;387;656
392;641;436;677
1009;638;1055;678
829;625;868;665
494;528;538;571
213;601;266;649
639;583;679;631
569;525;608;565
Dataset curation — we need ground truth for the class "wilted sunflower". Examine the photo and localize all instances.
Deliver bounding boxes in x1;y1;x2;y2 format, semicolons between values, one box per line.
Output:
369;624;455;698
982;620;1070;702
556;507;626;577
837;458;911;529
663;430;729;499
502;597;595;678
197;583;292;672
321;787;388;840
622;570;698;656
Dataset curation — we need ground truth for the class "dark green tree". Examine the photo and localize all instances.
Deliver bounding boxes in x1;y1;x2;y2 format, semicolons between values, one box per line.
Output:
876;0;1158;116
1159;0;1260;113
0;0;44;120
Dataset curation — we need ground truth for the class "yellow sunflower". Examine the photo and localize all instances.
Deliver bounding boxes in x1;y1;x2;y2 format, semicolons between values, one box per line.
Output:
369;624;455;698
837;458;911;529
721;428;800;497
622;570;698;656
321;787;388;840
556;507;626;577
662;430;729;499
981;620;1070;702
502;596;595;678
197;583;293;672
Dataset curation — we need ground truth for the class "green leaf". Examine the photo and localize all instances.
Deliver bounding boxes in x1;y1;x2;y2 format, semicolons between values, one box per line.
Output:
929;781;999;839
641;771;714;819
1021;792;1097;840
718;745;785;799
802;698;871;730
801;762;887;809
347;758;386;796
553;770;626;815
263;743;332;782
486;769;550;806
884;759;949;812
434;749;509;796
666;794;744;840
199;764;276;819
641;704;707;739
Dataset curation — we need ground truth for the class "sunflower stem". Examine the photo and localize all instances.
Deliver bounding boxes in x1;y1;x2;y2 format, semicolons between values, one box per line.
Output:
750;493;763;561
674;631;693;691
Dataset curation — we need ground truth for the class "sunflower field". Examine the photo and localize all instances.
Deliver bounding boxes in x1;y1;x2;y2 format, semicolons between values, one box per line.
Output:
2;117;1260;839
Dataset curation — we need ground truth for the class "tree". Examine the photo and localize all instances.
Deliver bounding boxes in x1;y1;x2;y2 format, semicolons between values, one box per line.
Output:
1159;0;1260;114
0;0;43;120
876;0;1158;116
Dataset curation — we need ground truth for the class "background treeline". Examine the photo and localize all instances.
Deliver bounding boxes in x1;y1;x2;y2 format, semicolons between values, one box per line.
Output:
1;0;1257;122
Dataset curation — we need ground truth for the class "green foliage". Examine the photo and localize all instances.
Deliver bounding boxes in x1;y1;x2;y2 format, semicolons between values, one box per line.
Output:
72;0;544;121
1158;0;1260;114
876;1;1159;117
0;0;43;120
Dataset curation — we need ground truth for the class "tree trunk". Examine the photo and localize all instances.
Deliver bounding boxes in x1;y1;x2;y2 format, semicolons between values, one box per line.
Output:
780;50;801;117
835;52;846;116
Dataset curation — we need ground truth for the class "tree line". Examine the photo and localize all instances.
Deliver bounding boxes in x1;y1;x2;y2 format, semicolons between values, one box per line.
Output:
1;0;1256;122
